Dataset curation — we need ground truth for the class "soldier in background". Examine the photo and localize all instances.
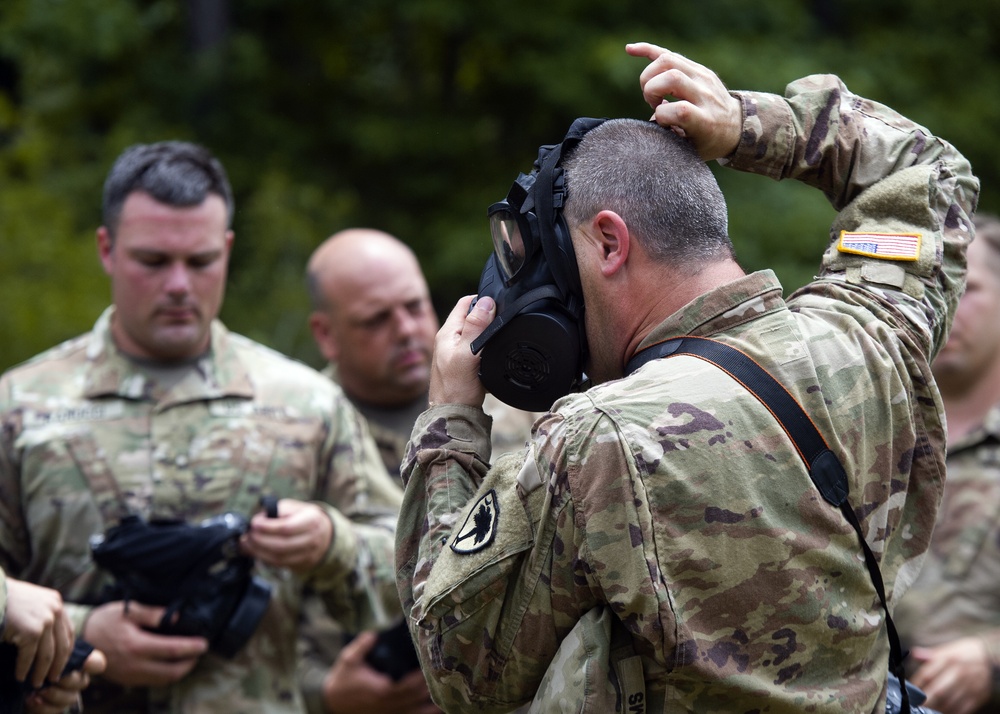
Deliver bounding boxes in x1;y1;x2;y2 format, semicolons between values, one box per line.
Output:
895;213;1000;714
395;43;977;712
301;228;538;714
0;141;403;713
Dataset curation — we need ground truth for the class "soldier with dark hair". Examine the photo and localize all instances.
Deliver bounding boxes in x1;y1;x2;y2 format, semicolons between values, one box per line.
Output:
0;140;403;713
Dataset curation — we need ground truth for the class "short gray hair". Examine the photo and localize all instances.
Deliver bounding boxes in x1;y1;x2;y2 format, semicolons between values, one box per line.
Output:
562;118;733;266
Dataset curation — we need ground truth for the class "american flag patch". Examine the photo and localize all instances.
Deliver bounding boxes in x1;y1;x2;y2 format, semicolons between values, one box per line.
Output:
837;231;921;261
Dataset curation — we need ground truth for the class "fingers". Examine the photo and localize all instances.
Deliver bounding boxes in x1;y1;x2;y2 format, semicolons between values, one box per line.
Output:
427;295;494;407
393;670;442;713
243;500;333;572
83;648;107;675
83;600;207;687
42;609;74;686
4;579;74;687
462;296;495;341
341;630;378;662
439;295;479;342
909;639;993;714
120;601;172;631
624;41;742;161
24;651;107;714
25;677;84;714
14;632;42;686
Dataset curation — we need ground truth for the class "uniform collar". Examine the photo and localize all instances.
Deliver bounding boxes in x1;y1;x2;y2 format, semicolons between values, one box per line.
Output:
631;270;786;361
949;402;1000;454
82;306;255;406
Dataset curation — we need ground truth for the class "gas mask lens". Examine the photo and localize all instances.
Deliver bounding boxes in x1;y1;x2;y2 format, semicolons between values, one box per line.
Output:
488;203;526;281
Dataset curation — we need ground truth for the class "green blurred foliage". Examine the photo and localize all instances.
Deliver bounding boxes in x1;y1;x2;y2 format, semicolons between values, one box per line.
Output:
1;0;996;371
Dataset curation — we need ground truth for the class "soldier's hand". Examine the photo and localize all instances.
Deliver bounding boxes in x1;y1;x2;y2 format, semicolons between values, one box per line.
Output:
2;578;75;688
24;648;106;714
82;601;207;687
625;42;742;162
910;638;992;714
323;631;441;714
428;295;494;408
242;498;334;573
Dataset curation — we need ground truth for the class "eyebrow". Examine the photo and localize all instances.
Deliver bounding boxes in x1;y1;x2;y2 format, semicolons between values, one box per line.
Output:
128;247;224;260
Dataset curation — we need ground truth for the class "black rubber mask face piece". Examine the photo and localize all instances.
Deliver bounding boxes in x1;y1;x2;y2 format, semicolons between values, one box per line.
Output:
471;117;606;412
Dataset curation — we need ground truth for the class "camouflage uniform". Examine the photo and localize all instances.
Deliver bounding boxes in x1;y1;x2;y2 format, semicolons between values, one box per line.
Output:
0;308;404;714
895;402;1000;711
298;364;538;714
395;75;979;713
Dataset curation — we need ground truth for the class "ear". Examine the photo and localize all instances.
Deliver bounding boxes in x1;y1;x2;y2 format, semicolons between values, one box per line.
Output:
96;227;114;275
309;312;340;362
592;210;630;277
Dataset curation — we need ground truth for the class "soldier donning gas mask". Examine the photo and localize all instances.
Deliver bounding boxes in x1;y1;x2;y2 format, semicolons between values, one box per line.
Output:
471;117;607;412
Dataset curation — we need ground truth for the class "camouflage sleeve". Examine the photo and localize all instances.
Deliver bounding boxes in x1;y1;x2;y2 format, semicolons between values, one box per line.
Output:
725;74;979;358
397;403;607;712
0;387;94;633
296;592;347;714
307;388;404;633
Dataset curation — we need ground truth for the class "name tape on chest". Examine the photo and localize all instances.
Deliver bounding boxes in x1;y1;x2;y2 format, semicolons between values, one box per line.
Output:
23;403;126;427
450;489;499;555
837;231;922;261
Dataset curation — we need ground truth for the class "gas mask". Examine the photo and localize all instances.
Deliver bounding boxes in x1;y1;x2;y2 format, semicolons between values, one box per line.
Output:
471;117;607;412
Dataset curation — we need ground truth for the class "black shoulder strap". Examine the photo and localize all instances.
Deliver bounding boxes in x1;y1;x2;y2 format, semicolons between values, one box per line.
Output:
626;336;910;713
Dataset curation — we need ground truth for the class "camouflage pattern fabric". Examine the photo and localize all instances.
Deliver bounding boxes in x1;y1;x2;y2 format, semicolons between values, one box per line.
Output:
317;365;410;483
298;365;538;714
395;74;979;714
895;402;1000;708
0;309;404;714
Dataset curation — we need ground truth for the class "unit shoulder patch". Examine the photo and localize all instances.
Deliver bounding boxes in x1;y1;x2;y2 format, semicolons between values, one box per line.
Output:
837;231;921;261
450;489;500;554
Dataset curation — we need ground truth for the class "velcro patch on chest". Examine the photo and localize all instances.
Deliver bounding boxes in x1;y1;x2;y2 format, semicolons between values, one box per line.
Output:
837;231;921;261
450;489;499;554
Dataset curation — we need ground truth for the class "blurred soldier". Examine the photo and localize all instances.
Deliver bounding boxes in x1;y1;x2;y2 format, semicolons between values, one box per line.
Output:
0;141;403;713
302;228;537;713
895;213;1000;714
395;43;978;712
307;229;441;481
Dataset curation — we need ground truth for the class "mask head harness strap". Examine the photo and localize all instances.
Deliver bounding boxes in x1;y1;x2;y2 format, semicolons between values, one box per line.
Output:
470;117;607;412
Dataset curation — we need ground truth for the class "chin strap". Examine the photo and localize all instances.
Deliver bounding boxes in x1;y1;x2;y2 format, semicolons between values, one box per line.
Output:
626;335;911;714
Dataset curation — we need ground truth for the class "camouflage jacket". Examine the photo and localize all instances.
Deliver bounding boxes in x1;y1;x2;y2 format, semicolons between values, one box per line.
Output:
396;75;979;714
895;402;1000;708
0;308;403;714
320;363;424;481
297;365;537;714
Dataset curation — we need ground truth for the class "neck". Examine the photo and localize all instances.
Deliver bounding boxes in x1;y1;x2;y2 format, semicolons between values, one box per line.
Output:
938;368;1000;442
621;258;746;366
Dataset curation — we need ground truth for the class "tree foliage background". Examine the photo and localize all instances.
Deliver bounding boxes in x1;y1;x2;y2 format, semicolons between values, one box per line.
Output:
1;0;997;371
